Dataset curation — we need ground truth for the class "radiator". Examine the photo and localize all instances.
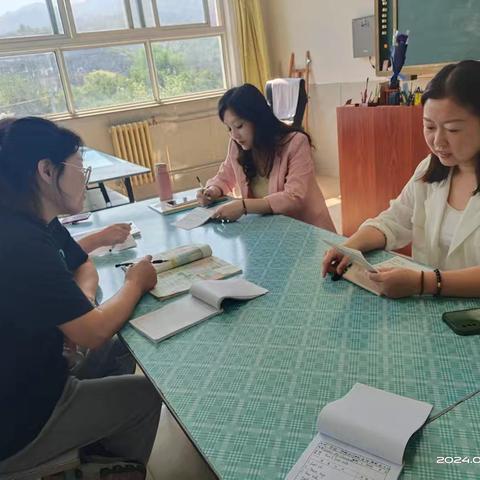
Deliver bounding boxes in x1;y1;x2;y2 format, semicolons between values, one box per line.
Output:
110;120;156;187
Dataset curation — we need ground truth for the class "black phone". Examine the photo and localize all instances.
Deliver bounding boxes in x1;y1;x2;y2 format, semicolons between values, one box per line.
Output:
442;308;480;336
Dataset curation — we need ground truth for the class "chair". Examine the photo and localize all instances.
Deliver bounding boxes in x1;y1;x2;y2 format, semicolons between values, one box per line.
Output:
265;51;311;130
265;77;308;129
2;449;80;480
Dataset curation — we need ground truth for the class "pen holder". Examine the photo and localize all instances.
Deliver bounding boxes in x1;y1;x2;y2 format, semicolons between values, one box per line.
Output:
155;163;173;201
384;87;400;105
379;84;400;105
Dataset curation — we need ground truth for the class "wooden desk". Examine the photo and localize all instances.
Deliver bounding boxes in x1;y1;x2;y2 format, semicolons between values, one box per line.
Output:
337;106;430;236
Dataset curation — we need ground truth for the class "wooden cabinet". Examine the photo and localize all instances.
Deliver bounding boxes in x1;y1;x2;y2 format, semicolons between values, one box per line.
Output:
336;105;430;236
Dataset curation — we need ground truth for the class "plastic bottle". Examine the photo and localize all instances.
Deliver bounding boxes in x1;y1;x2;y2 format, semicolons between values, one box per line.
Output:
155;163;173;201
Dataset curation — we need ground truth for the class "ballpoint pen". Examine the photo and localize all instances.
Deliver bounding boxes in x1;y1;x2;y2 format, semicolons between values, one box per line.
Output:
196;175;213;201
115;259;167;268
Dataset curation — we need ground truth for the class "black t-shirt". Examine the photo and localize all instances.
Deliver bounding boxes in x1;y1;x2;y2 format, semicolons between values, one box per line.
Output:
0;212;93;461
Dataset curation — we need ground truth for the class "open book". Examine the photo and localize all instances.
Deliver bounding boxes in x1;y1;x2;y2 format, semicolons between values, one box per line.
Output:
286;383;432;480
144;244;241;299
323;239;427;296
130;278;268;343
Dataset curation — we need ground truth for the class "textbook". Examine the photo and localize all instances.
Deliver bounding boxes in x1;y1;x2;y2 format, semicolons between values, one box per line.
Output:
140;244;242;299
130;278;268;343
286;383;432;480
323;239;426;296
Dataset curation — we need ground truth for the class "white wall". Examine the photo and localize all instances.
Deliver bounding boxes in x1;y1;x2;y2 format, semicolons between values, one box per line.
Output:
58;96;229;199
259;0;381;176
260;0;378;84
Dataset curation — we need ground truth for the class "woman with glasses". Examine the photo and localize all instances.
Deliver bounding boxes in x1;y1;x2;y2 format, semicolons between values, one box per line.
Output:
0;117;161;478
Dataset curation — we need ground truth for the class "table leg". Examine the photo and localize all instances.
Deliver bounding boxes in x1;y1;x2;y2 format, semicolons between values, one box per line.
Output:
124;177;135;203
98;182;112;206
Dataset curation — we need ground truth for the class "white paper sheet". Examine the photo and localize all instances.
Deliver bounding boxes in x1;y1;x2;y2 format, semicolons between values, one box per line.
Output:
174;207;215;230
286;433;402;480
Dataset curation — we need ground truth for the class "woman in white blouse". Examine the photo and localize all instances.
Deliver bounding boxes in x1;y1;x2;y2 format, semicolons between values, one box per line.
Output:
322;60;480;298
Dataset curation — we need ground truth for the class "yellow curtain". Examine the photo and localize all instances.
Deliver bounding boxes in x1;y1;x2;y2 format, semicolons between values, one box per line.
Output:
233;0;271;91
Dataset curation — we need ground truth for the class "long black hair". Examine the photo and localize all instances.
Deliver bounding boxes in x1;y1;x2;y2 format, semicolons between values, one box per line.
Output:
421;60;480;193
0;116;83;216
218;83;311;182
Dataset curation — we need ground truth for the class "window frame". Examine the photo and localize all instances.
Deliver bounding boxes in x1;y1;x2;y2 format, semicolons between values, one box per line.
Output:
0;0;239;120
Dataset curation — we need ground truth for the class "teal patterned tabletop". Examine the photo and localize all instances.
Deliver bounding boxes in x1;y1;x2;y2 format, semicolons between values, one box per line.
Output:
69;199;480;480
402;392;480;479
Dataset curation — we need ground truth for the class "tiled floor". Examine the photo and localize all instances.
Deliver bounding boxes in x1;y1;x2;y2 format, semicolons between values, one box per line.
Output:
145;176;342;480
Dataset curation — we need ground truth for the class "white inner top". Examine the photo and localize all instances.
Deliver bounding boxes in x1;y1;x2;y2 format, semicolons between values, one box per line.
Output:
438;203;463;268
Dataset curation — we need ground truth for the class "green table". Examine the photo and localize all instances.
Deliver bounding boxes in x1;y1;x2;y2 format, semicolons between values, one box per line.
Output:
68;199;480;480
403;393;480;480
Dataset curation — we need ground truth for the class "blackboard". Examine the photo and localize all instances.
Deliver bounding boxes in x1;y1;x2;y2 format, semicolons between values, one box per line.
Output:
398;0;480;66
376;0;480;72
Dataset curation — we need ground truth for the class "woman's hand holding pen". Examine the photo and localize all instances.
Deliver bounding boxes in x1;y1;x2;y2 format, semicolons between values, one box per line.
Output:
195;175;222;206
321;247;351;278
124;255;157;294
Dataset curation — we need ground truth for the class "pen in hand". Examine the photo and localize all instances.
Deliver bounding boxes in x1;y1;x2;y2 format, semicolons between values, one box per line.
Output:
115;259;167;268
196;175;204;191
196;175;212;201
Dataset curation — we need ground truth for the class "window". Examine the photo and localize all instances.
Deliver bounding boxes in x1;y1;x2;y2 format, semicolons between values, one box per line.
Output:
0;52;67;116
64;44;153;109
0;0;232;117
156;0;206;26
70;0;130;33
0;0;63;38
153;36;225;98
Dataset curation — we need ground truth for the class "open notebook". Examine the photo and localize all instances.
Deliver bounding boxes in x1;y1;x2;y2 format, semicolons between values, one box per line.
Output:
286;383;432;480
130;278;268;343
128;244;241;299
323;239;427;296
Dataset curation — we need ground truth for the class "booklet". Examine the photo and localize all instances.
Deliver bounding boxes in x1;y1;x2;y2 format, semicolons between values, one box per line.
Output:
71;222;140;256
286;383;432;480
128;244;242;299
149;196;228;216
129;278;268;343
323;239;427;295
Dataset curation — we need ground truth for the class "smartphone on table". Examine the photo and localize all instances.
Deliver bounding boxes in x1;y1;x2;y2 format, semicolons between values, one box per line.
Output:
442;308;480;336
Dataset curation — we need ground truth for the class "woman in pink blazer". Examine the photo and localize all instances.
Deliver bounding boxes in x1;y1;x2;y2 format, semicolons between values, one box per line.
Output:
197;84;336;231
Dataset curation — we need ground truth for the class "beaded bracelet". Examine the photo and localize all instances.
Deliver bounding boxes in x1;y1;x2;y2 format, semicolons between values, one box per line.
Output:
242;198;247;215
419;270;425;296
433;268;442;297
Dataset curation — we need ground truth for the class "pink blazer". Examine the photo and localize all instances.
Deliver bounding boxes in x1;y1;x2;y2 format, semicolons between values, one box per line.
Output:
206;132;336;231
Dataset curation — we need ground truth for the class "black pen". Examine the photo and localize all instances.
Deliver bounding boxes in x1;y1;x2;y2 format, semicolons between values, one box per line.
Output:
115;259;167;268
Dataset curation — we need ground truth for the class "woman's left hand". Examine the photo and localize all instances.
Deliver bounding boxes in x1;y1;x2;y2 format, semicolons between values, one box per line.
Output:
212;200;245;222
368;268;422;299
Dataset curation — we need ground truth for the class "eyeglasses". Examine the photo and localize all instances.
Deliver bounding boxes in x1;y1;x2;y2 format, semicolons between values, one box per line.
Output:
61;162;92;185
